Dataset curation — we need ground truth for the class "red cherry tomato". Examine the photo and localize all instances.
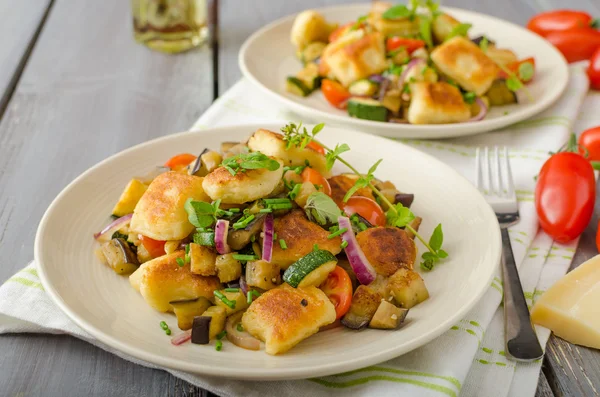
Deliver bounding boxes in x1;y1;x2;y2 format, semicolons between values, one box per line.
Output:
386;37;426;54
527;10;596;37
544;28;600;63
579;126;600;161
164;153;197;171
498;57;536;83
301;167;332;196
321;79;351;109
535;152;596;243
343;196;386;227
596;221;600;253
306;140;326;155
587;47;600;91
139;235;166;258
319;266;353;320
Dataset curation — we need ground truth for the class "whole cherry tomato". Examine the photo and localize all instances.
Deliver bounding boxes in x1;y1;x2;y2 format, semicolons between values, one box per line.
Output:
343;196;386;227
596;220;600;253
319;266;353;319
386;37;426;54
321;79;351;109
527;10;596;37
164;153;197;171
587;47;600;90
544;28;600;63
579;126;600;161
139;235;166;258
301;167;332;196
535;151;595;243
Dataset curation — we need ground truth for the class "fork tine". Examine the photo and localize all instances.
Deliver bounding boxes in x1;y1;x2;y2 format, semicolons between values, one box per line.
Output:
495;146;504;196
475;148;484;192
485;147;493;195
504;147;515;197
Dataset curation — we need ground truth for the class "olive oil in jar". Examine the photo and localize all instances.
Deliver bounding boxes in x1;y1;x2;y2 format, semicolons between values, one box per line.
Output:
132;0;208;53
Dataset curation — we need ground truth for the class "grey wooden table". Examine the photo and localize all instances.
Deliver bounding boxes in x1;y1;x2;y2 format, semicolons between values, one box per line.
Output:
1;0;599;396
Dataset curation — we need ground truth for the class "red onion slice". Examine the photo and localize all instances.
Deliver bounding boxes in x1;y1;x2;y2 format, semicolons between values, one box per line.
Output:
171;329;192;346
261;214;274;262
94;213;133;242
468;97;488;122
215;219;231;254
338;216;377;285
398;58;426;89
377;78;391;101
368;74;386;83
239;275;249;296
225;312;260;351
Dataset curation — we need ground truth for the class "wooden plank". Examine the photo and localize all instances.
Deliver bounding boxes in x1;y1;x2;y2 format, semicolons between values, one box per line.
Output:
535;371;555;397
0;0;213;395
0;0;53;115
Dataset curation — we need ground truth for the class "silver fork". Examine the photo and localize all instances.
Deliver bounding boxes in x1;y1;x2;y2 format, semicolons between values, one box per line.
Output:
476;147;543;362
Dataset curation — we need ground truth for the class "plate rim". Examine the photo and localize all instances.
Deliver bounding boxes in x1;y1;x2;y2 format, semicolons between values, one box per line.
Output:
238;3;569;139
35;123;501;380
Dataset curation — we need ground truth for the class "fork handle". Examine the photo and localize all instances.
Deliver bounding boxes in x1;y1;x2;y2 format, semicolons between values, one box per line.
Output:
501;228;544;362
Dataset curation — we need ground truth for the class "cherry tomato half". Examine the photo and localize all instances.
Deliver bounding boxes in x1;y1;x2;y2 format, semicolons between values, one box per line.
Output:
535;152;596;243
306;140;326;155
164;153;197;171
139;235;166;258
301;167;332;196
527;10;595;37
579;126;600;161
320;266;353;320
544;28;600;63
343;196;386;227
321;79;351;109
386;37;426;54
587;47;600;91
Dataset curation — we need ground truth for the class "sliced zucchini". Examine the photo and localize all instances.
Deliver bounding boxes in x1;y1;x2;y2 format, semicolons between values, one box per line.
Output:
112;179;148;217
301;42;327;64
286;76;312;97
347;98;388;122
283;249;337;288
381;89;402;113
297;63;322;91
486;79;518;106
349;79;379;96
171;297;212;330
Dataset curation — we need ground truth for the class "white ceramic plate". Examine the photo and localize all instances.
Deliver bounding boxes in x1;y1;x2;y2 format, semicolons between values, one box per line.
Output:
239;4;568;139
36;124;500;380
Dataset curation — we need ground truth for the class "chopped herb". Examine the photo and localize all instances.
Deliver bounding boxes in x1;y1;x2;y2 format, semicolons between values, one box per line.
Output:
325;143;350;170
229;207;240;213
446;23;472;40
350;15;368;30
259;208;273;213
185;244;190;255
221;152;281;176
215;340;223;351
289;183;302;200
237;323;244;332
359;222;368;231
280;122;324;150
313;243;319;251
246;290;261;304
279;239;288;250
327;227;347;239
160;321;168;330
250;234;256;243
304;192;342;226
216;330;227;340
111;231;129;240
343;159;382;203
176;257;185;267
479;36;489;52
341;240;348;249
268;202;293;210
233;214;255;229
224;287;240;292
214;290;226;300
165;329;172;336
518;62;534;82
382;4;412;19
419;16;433;48
232;254;257;261
462;91;477;104
388;64;404;76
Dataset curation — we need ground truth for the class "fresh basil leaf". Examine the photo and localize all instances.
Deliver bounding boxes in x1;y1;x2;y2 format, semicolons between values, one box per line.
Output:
506;76;523;92
429;223;443;251
184;198;215;229
446;23;472;40
517;62;534;82
304;192;341;226
419;16;433;48
382;4;412;20
312;123;325;136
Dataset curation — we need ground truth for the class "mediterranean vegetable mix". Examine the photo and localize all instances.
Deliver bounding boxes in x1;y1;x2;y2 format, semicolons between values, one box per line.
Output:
286;1;535;124
94;122;447;355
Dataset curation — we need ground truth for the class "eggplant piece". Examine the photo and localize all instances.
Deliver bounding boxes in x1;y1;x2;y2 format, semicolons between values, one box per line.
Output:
191;316;212;344
188;148;209;175
215;254;242;283
369;301;409;329
189;149;222;177
336;258;358;291
405;216;422;240
227;213;266;250
100;238;139;275
394;193;414;208
486;79;518;106
341;285;382;330
471;35;495;46
388;268;429;309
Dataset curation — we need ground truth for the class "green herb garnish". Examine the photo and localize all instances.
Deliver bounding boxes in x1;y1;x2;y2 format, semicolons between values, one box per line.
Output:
216;330;227;340
215;340;223;351
111;231;129;240
325;143;350;170
382;4;412;19
176;257;185;267
224;287;240;292
479;37;489;52
281;122;324;150
341;240;348;249
419;16;433;48
304;192;342;226
328;228;347;239
446;23;472;40
221;151;280;176
279;239;287;250
343;159;382;202
237;323;244;332
462;91;477;105
232;254;257;261
160;321;168;330
518;62;534;82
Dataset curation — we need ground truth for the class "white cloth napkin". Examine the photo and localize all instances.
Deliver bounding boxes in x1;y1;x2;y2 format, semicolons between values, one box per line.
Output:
1;64;596;397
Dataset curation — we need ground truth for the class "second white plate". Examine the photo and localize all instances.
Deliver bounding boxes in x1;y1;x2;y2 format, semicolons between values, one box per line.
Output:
239;4;568;139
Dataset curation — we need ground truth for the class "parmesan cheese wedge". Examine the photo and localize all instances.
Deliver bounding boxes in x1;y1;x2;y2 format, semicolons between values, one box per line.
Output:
531;255;600;349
